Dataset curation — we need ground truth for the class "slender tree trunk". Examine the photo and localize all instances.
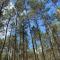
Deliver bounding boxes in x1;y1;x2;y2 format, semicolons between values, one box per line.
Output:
51;26;60;58
43;18;56;60
8;28;12;60
52;26;60;51
22;24;25;60
33;29;39;60
34;17;45;60
0;17;11;60
22;22;28;60
14;13;18;60
28;20;38;60
19;31;23;60
25;39;28;60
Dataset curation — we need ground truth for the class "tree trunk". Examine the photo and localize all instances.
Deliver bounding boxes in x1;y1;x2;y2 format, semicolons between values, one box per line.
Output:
0;17;11;60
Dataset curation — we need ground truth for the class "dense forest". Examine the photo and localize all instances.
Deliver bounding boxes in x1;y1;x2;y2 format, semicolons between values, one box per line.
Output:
0;0;60;60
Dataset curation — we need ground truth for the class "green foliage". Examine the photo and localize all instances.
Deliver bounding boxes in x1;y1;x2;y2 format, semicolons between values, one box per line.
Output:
29;0;44;10
0;22;4;28
3;8;15;19
15;0;24;12
57;6;60;10
0;0;10;7
29;0;36;8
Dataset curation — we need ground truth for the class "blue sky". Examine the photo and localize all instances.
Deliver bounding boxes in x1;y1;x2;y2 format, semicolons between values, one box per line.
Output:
45;0;60;16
